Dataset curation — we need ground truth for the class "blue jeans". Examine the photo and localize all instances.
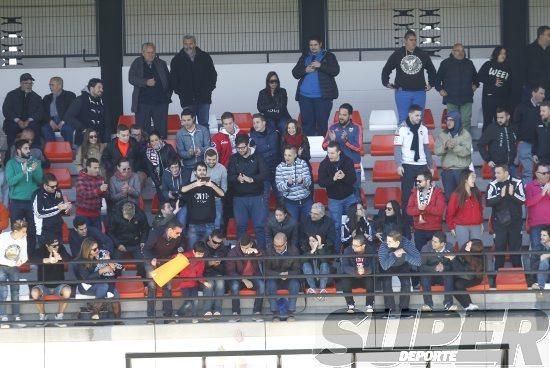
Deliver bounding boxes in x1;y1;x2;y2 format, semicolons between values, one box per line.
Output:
202;278;225;313
230;279;265;314
302;261;330;289
187;223;215;251
176;205;188;228
263;179;280;217
78;282;112;298
517;141;534;185
441;169;463;201
420;274;454;307
267;117;291;133
9;199;36;260
298;95;333;136
233;195;267;248
284;197;313;223
266;278;299;315
527;225;545;284
136;103;169;138
145;263;173;317
538;257;549;287
395;89;426;122
184;104;210;129
328;193;358;249
42;122;75;143
0;265;20;316
355;168;363;197
214;198;223;229
176;287;199;316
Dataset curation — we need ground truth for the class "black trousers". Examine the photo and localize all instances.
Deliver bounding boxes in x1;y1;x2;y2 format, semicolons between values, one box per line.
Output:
381;263;412;311
493;220;523;270
338;276;375;306
135;103;169;139
453;277;481;307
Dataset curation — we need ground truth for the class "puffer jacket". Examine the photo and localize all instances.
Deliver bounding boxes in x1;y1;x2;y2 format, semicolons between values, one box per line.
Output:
249;127;280;177
435;53;479;105
266;215;300;248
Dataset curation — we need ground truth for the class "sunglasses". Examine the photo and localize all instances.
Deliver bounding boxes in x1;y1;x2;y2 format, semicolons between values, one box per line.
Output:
211;238;224;245
385;207;393;211
48;243;59;248
91;247;99;252
269;79;279;84
89;135;98;139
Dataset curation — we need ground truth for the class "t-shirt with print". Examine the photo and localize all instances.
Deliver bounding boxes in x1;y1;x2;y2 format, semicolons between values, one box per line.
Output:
185;181;219;224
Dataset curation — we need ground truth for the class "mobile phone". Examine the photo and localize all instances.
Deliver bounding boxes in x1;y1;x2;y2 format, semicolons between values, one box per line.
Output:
200;176;210;182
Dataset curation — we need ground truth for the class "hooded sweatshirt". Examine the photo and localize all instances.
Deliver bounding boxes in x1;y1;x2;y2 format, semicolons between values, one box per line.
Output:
434;111;472;169
381;46;436;91
5;156;43;201
478;59;512;101
161;167;186;200
211;126;246;167
190;147;228;192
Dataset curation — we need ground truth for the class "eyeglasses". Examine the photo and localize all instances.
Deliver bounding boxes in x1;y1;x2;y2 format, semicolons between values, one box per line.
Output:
385;207;393;211
48;243;59;248
236;145;248;151
121;168;130;171
89;135;98;139
269;79;279;84
537;171;550;175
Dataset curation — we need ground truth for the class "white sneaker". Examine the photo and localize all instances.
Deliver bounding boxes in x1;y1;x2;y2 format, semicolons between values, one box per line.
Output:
228;312;240;323
306;288;317;294
365;305;374;313
252;312;263;322
0;316;9;329
317;289;327;301
465;304;479;311
445;304;458;311
213;311;221;319
347;305;356;314
14;315;26;328
420;304;433;312
54;313;67;327
531;283;541;290
191;318;199;324
203;311;212;321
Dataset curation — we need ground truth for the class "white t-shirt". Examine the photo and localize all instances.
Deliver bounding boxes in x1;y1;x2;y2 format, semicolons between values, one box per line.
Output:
394;123;429;165
0;231;28;267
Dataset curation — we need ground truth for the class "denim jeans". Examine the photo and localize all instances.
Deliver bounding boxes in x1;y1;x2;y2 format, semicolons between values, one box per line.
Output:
136;103;169;138
233;195;267;248
266;278;299;315
9;199;36;260
447;103;473;132
266;117;291;133
187;223;215;251
302;261;330;289
230;279;265;314
517;141;534;185
184;104;210;129
537;257;549;287
0;265;20;316
42;122;75;143
298;95;333;136
395;89;426;123
176;287;199;316
78;282;111;298
145;263;173;317
284;197;313;223
114;245;146;278
441;168;463;202
328;193;358;249
176;205;188;228
381;263;412;311
339;276;375;307
214;197;223;229
263;179;280;217
420;274;454;307
527;225;545;285
202;278;225;314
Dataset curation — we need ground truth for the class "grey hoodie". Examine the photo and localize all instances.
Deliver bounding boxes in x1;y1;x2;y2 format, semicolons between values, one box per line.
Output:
190;147;227;191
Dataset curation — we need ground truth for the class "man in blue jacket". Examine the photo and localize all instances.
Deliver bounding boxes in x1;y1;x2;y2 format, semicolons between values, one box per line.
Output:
378;230;421;313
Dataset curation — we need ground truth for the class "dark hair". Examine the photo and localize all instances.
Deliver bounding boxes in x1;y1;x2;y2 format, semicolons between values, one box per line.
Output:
117;158;130;167
376;200;403;234
307;35;323;45
404;29;416;39
117;124;130;133
235;134;249;146
193;240;207;253
327;141;341;151
455;169;482;207
148;129;162;141
283;144;297;153
494;164;509;173
274;206;289;217
205;149;217;158
165;220;183;230
195;161;207;171
87;78;103;89
11;219;28;231
220;112;234;121
42;237;59;247
537;25;550;38
408;104;422;113
181;108;195;119
531;85;545;94
265;71;280;91
353;234;367;246
433;231;446;244
345;203;363;235
73;217;86;228
209;229;226;240
86;157;99;167
495;107;509;115
14;139;30;151
541;226;550;237
541;101;550;109
43;173;57;185
239;233;253;247
490;46;506;62
417;169;432;182
252;113;266;122
169;159;180;167
80;129;102;168
339;103;353;116
461;239;484;275
387;230;403;242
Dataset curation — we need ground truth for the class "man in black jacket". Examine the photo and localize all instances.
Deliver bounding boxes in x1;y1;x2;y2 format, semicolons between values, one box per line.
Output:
514;85;546;183
381;30;436;123
170;35;217;128
477;108;517;177
525;26;550;100
227;135;268;248
129;42;171;138
533;101;550;166
64;78;109;145
435;43;479;132
101;124;147;184
2;73;42;149
486;164;525;273
318;141;357;249
292;35;340;136
300;202;336;254
41;76;77;143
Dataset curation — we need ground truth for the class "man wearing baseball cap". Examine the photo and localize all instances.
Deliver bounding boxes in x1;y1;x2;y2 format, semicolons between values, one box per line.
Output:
2;73;43;151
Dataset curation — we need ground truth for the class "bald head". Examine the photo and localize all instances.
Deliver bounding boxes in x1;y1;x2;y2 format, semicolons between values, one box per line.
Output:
273;232;287;253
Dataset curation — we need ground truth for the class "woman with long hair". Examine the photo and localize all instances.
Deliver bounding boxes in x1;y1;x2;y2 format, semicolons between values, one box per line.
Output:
446;169;484;248
145;130;178;201
257;71;291;132
74;128;106;173
74;238;121;321
478;46;512;131
450;239;485;310
266;206;300;248
374;200;406;241
280;119;311;163
341;202;375;251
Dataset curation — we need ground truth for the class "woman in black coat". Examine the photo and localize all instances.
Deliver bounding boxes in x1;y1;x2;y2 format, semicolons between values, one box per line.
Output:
375;200;407;241
144;130;178;201
257;71;291;132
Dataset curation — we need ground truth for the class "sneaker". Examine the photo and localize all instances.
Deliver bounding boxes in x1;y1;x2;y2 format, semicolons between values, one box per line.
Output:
213;311;221;319
191;318;199;324
287;314;295;322
465;304;479;311
445;304;458;311
365;305;374;313
228;312;240;323
14;315;26;328
37;313;47;326
347;305;356;314
420;304;433;312
54;313;67;327
531;282;541;290
252;312;263;322
0;316;10;329
272;314;281;322
317;289;327;301
306;288;316;294
203;311;213;321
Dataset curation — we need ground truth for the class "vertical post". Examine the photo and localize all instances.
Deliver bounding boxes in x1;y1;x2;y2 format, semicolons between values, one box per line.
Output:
299;0;328;51
97;0;124;132
500;0;529;107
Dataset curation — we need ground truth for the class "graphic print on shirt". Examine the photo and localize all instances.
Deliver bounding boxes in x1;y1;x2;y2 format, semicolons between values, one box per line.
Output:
401;54;422;75
4;244;21;261
194;191;210;205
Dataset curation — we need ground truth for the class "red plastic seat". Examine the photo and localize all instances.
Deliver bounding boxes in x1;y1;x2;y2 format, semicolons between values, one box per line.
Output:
310;161;320;183
117;115;135;127
441;108;448;130
276;289;289;296
44;294;63;301
268;191;277;211
482;162;493;180
44;168;71;189
151;194;160;214
371;135;396;156
372;160;400;182
428;134;435;152
496;267;528;291
62;222;69;244
239;289;257;296
313;188;328;206
234;113;254;134
467;276;490;292
167;114;181;134
226;218;256;240
120;252;138;271
116;276;146;298
44;142;72;163
424;108;435;129
351;288;367;293
165;139;177;151
374;187;401;209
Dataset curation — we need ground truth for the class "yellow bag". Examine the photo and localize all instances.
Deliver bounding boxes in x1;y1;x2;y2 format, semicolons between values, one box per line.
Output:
150;254;190;287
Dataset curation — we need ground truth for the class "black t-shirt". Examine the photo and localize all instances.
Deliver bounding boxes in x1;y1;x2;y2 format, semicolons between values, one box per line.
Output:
36;246;68;288
186;182;219;224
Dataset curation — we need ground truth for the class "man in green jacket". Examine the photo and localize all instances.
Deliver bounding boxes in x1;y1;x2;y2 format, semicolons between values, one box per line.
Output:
6;139;43;259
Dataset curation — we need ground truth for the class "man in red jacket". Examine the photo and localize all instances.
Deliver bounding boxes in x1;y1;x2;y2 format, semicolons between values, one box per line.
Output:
211;112;246;167
172;241;209;323
75;158;108;229
407;170;446;252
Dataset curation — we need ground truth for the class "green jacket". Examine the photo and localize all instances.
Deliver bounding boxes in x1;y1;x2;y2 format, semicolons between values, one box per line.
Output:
5;158;43;201
434;129;472;170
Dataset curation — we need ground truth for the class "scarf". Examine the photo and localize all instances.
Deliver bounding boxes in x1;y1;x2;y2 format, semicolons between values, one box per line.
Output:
417;185;434;224
88;94;104;127
405;117;421;162
285;133;304;149
304;50;326;66
146;142;165;167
